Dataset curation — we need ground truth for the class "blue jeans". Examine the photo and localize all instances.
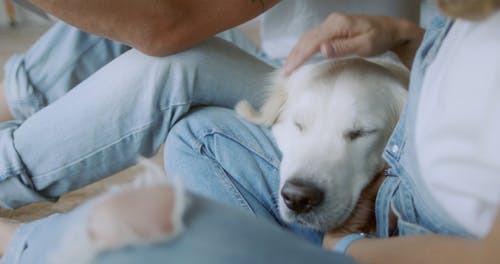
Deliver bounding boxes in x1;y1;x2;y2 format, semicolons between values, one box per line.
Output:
164;107;323;244
2;192;355;264
1;22;326;261
1;22;275;209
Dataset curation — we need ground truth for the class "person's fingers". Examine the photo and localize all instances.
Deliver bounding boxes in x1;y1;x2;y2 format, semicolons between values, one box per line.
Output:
284;13;356;76
283;29;326;76
320;34;372;58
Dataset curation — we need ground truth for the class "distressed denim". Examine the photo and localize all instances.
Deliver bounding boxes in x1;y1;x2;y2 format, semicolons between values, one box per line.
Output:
1;22;276;209
376;16;474;238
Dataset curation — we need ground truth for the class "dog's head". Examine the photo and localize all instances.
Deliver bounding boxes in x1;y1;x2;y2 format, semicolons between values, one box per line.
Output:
236;57;407;231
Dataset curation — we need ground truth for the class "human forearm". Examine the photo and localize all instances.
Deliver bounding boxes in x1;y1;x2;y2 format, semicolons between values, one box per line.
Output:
348;234;488;264
347;212;500;264
31;0;278;56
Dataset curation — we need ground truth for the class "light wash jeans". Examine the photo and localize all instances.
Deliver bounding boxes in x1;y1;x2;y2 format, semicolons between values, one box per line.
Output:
1;22;331;262
0;11;470;263
1;22;277;209
2;192;356;264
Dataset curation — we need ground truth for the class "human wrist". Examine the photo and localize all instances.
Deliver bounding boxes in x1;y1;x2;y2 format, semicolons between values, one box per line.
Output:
391;19;424;69
392;18;424;43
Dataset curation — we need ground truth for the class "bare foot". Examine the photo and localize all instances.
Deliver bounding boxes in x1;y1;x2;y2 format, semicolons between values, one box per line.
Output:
0;80;15;122
0;218;21;256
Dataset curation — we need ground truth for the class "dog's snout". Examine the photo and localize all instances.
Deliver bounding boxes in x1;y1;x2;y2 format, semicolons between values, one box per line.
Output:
281;180;324;214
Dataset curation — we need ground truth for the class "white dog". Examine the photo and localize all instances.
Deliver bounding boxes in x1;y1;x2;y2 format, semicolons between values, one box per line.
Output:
236;56;408;231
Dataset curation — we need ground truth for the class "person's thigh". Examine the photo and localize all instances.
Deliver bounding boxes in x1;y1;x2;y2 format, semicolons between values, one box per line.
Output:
4;21;130;120
93;195;356;264
164;107;323;244
2;192;356;264
1;37;275;208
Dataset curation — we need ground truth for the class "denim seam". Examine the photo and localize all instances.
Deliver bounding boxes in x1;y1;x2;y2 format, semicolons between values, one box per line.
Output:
181;135;255;212
269;166;281;209
198;129;280;170
158;102;191;112
1;125;31;181
375;176;399;238
197;140;255;214
0;168;26;181
5;38;124;118
196;130;279;218
30;101;194;181
34;37;109;91
30;119;157;180
4;57;45;119
395;166;473;237
391;202;433;235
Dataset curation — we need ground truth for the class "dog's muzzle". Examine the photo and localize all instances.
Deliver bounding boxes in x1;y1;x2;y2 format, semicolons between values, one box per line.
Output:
280;179;324;214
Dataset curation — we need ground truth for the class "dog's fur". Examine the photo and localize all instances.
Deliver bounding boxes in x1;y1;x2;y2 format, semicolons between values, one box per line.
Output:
236;56;408;231
51;158;188;264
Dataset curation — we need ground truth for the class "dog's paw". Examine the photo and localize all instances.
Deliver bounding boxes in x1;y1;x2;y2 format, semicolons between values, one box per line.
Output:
50;159;188;264
87;184;186;250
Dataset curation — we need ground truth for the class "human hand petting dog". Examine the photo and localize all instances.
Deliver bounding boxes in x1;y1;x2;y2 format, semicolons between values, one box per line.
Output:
284;13;424;75
322;169;388;250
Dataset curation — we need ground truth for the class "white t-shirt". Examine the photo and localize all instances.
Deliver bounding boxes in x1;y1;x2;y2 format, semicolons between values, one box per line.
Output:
260;0;420;60
416;11;500;237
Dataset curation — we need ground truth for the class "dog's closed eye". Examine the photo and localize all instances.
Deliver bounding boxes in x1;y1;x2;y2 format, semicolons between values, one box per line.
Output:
293;114;309;132
294;120;304;132
345;129;378;141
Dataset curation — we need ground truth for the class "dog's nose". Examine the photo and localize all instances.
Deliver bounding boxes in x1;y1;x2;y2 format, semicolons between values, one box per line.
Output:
281;180;324;213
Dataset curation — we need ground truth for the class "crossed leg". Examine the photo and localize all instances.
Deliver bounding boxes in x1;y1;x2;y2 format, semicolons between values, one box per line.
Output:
0;28;274;209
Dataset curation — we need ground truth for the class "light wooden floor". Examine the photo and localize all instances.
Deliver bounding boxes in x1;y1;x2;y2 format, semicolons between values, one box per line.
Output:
0;23;163;222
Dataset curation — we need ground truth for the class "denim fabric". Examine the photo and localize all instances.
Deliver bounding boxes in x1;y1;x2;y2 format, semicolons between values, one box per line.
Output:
164;107;323;244
1;22;276;209
4;22;131;120
1;201;96;264
376;16;474;238
1;193;357;264
93;194;355;264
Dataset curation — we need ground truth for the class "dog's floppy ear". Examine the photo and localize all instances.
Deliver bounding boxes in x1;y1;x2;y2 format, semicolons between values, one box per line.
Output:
235;71;287;127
